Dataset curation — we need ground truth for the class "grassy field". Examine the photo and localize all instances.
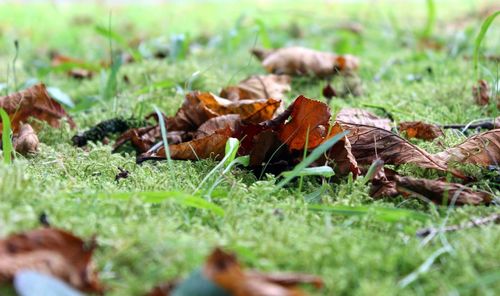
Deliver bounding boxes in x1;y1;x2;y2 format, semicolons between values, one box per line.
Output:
0;0;499;295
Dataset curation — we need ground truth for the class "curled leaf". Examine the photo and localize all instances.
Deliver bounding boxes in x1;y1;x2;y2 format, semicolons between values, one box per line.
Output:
0;227;103;293
220;74;291;102
336;108;392;130
0;83;76;133
138;127;232;161
435;129;500;166
279;95;332;151
399;121;444;141
13;123;39;155
149;247;323;296
252;46;359;78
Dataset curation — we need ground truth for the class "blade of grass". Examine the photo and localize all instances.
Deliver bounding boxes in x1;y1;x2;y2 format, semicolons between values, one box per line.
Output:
0;108;13;164
282;166;334;178
196;137;239;192
421;0;436;38
473;11;500;77
308;204;430;223
96;191;224;216
153;105;172;166
276;131;348;189
95;25;142;62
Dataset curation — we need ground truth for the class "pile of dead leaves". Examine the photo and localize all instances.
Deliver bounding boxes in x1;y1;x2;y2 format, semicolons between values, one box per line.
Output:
0;83;75;155
148;247;323;296
109;93;497;206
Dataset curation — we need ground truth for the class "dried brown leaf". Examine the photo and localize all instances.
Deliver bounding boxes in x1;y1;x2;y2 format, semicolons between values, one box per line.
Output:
0;83;76;133
204;248;322;296
0;227;102;293
399;121;444;141
472;79;490;106
435;129;500;166
340;122;448;171
12;123;39;155
138;127;232;161
251;46;359;78
336;108;392;130
220;74;291;102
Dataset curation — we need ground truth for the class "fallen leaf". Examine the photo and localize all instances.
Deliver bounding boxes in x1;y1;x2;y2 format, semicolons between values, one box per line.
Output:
113;126;186;153
322;83;337;101
138;127;232;161
324;123;361;177
279;95;332;151
251;46;359;78
340;122;448;171
12;124;39;155
149;247;323;296
167;92;282;131
435;129;500;166
220;74;291;102
399;121;444;141
0;227;102;293
50;52;94;79
369;161;491;205
0;83;76;133
195;114;241;139
393;175;492;205
336;108;392;130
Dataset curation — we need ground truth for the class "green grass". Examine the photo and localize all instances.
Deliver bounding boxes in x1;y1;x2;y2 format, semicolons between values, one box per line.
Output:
0;1;499;295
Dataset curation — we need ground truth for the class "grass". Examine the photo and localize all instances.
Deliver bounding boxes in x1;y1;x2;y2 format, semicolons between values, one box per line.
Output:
0;0;499;295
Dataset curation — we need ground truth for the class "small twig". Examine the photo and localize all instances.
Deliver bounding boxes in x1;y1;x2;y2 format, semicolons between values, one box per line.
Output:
416;213;500;238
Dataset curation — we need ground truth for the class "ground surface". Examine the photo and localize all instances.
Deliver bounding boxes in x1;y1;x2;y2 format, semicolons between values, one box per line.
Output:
0;1;499;295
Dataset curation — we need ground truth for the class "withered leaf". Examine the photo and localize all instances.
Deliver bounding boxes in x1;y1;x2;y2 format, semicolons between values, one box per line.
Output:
149;247;323;296
369;162;490;205
279;95;332;151
50;52;94;79
138;127;232;162
220;74;291;102
167;92;282;131
324;123;361;177
393;175;492;205
13;123;39;155
0;227;102;293
399;121;444;141
340;123;449;172
435;129;500;166
252;46;359;78
336;108;392;131
0;83;76;133
195;114;241;139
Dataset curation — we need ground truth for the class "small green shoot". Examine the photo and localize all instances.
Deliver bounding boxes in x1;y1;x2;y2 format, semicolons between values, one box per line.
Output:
100;54;122;101
276;131;349;189
282;166;334;179
94;25;142;61
255;18;272;48
0;108;13;165
473;11;500;77
153;105;172;165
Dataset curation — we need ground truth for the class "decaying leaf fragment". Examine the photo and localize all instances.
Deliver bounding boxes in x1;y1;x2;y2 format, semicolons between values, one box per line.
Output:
435;129;500;166
12;123;39;155
0;83;75;133
399;121;444;141
369;161;491;205
148;247;323;296
251;46;359;78
220;74;291;102
472;79;490;106
336;108;392;131
0;227;103;293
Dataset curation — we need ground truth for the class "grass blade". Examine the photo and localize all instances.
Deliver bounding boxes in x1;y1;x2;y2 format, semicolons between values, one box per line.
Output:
276;131;348;189
0;108;13;164
153;105;172;165
421;0;436;38
473;11;500;76
282;166;335;178
308;204;430;223
97;191;224;216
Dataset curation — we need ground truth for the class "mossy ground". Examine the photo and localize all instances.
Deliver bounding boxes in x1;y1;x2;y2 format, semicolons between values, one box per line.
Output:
0;1;499;295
